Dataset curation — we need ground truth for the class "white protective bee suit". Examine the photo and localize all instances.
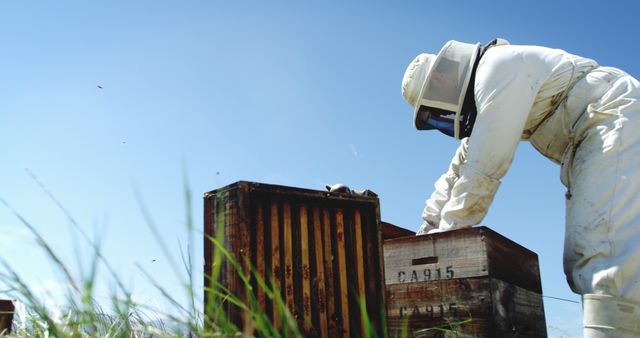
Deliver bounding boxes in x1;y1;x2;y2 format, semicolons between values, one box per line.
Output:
402;40;640;337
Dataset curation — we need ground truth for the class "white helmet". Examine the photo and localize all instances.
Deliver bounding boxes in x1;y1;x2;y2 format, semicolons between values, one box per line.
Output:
401;53;436;108
402;39;509;139
403;40;480;139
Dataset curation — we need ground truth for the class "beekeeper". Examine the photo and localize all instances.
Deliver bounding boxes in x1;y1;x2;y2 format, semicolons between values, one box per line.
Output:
402;39;640;337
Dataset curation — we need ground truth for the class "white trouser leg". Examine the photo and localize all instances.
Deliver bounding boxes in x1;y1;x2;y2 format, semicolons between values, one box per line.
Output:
563;88;640;302
583;294;640;338
562;74;640;337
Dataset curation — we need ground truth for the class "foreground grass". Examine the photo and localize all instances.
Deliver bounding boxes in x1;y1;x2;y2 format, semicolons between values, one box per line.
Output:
0;174;349;337
0;172;281;337
0;179;206;337
0;174;462;337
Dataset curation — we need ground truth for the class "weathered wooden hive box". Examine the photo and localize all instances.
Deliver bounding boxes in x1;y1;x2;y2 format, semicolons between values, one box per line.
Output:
204;181;387;337
0;300;14;335
384;226;547;338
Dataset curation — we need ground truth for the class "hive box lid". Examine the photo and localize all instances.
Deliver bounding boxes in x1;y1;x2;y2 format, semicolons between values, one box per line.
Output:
204;180;380;204
383;226;542;293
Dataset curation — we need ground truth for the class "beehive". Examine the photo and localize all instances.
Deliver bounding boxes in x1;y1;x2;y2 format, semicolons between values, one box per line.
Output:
0;300;14;335
384;226;547;337
204;181;387;337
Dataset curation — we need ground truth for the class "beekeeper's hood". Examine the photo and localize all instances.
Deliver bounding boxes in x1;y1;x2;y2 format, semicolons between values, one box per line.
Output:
402;39;508;139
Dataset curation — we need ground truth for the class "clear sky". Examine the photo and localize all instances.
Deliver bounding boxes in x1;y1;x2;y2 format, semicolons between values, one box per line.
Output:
1;1;639;336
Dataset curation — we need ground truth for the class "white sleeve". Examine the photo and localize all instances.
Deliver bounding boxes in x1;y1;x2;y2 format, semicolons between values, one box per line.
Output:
436;47;549;231
417;138;468;235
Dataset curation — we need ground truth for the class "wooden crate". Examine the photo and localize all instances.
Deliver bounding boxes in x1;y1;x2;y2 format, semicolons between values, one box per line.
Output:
0;300;14;335
384;226;547;337
204;181;387;337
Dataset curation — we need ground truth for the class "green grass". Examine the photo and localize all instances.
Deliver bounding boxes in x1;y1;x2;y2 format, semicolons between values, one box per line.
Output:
0;176;323;337
0;174;468;337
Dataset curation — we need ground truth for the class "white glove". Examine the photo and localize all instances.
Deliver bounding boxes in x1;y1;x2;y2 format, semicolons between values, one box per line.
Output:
420;139;469;232
416;221;437;235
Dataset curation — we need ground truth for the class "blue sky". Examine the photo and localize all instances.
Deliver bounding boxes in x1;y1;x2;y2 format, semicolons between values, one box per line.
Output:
1;1;639;336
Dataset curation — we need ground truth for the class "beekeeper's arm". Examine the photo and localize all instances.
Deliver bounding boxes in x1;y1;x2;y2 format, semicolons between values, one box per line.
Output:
417;138;468;234
432;47;550;232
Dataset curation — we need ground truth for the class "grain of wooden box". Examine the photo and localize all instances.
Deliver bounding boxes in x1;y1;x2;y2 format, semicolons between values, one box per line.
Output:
204;181;387;337
384;226;547;338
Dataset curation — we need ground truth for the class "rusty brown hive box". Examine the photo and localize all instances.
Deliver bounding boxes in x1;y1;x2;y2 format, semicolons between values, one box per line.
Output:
0;300;14;335
384;226;547;338
204;181;387;337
